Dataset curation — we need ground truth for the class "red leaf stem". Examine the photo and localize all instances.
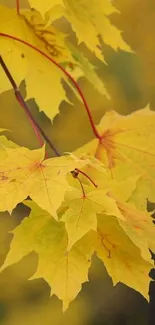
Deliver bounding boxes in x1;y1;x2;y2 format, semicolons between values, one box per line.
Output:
75;168;98;188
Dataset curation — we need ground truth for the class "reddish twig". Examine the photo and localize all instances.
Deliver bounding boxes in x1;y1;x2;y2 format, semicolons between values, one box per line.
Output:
0;32;101;140
71;169;86;197
0;55;60;157
75;168;98;188
16;0;20;15
15;94;44;147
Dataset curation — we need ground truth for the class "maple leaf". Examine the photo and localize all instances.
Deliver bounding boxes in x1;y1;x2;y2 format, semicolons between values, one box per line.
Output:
0;145;89;217
0;5;74;120
94;213;152;300
61;186;124;250
117;201;155;263
70;153;155;262
24;8;109;99
1;200;93;311
94;174;155;262
74;107;155;211
46;0;131;61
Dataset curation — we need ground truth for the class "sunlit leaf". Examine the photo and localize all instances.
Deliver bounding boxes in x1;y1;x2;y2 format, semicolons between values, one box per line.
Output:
0;145;89;217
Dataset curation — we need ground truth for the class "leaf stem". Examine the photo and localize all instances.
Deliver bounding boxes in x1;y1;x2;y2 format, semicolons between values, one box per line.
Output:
16;0;20;15
0;32;101;140
75;168;98;188
77;176;86;198
0;55;60;157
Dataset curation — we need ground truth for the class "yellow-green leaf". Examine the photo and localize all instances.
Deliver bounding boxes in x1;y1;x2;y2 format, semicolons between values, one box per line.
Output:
2;200;93;311
46;0;131;61
66;43;109;98
62;186;125;250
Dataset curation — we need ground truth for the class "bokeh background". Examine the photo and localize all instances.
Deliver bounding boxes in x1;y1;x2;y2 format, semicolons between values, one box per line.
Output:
0;0;155;324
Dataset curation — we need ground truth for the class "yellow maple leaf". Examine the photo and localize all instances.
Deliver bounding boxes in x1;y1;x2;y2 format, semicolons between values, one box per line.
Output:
0;145;89;217
96;175;155;262
117;201;155;262
2;200;93;311
74;107;155;211
94;213;152;300
97;174;155;263
73;144;155;262
0;5;73;120
46;0;131;61
61;186;124;250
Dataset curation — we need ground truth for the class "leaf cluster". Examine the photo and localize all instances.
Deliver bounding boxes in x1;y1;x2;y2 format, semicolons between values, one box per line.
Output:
0;0;155;312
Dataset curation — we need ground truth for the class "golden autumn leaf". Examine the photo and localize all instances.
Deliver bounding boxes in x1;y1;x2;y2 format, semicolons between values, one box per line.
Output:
73;137;155;262
117;201;155;262
74;107;155;210
0;5;73;120
94;213;152;300
0;145;90;217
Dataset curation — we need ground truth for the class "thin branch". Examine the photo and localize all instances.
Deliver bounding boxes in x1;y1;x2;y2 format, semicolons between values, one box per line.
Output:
16;0;20;15
15;94;44;148
0;32;101;140
0;55;60;157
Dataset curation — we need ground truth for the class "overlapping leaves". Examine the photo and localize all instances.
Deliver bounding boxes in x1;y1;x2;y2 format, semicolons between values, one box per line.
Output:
0;0;155;313
30;0;131;61
0;3;109;120
1;106;155;309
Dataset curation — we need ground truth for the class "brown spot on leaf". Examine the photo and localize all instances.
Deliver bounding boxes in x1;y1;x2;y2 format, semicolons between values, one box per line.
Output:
0;172;8;181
